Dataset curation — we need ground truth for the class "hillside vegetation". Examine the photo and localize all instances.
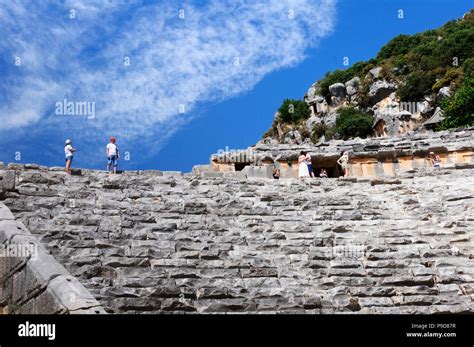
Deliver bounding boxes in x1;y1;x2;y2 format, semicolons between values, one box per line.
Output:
262;9;474;144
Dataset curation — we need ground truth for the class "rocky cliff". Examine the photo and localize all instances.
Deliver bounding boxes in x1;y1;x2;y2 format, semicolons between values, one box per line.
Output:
1;163;473;313
210;126;474;179
261;10;474;146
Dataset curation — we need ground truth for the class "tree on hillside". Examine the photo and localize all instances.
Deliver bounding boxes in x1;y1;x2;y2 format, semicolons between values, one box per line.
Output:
277;99;310;123
397;71;437;101
335;107;374;140
438;78;474;130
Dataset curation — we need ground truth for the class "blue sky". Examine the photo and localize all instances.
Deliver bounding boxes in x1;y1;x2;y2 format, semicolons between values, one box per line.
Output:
0;0;472;172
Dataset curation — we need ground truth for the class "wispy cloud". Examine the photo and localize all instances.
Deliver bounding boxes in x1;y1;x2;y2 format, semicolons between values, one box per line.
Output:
0;0;335;161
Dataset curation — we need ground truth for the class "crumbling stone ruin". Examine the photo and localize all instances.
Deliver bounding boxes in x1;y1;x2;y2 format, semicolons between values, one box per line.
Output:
1;128;473;314
209;127;474;179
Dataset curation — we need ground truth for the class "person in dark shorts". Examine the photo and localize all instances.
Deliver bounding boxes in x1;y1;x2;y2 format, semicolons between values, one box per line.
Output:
305;152;314;178
106;137;120;174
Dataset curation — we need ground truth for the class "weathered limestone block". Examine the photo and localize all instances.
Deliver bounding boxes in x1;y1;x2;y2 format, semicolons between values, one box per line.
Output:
329;82;346;98
369;80;397;103
0;164;473;314
0;170;15;192
192;165;213;174
7;163;25;170
345;76;360;96
201;172;224;178
223;171;246;179
243;165;273;179
0;203;15;220
0;202;105;314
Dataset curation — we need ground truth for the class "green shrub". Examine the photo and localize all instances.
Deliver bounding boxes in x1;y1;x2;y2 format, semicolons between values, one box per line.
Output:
378;18;474;69
415;55;442;71
377;34;421;60
310;122;335;143
432;67;462;92
277;99;310;123
345;60;375;80
316;13;474;105
379;63;394;80
391;55;410;75
432;28;474;66
311;123;326;142
299;126;311;140
376;15;474;98
438;78;474;130
464;9;474;24
335;107;374;140
462;57;474;80
361;61;377;76
397;71;436;101
272;11;473;135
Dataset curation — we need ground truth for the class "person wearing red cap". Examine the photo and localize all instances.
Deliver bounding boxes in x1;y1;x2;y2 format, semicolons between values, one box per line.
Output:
106;136;120;174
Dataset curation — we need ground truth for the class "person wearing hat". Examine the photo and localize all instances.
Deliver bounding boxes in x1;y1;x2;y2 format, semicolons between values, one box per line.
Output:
429;151;441;170
64;139;76;175
106;136;120;174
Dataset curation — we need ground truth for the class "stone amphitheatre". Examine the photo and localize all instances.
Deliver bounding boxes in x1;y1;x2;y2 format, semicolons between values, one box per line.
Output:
1;127;473;314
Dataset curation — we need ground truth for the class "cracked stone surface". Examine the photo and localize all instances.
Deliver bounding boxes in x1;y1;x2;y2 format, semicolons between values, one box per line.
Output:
1;166;473;313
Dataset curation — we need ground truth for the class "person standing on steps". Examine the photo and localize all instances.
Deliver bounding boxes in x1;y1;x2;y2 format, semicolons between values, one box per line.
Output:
305;152;314;178
106;136;120;174
64;139;76;175
298;151;310;179
429;151;441;171
337;151;350;177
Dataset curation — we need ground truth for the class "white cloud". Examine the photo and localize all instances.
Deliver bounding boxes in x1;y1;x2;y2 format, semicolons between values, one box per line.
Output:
0;0;336;151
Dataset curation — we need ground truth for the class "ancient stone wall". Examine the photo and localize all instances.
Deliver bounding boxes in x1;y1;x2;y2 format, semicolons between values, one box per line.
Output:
211;127;474;178
0;200;105;314
0;162;473;314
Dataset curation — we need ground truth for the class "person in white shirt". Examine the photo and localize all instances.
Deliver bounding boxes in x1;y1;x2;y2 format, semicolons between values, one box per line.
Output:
106;137;120;174
298;151;310;179
64;139;76;175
